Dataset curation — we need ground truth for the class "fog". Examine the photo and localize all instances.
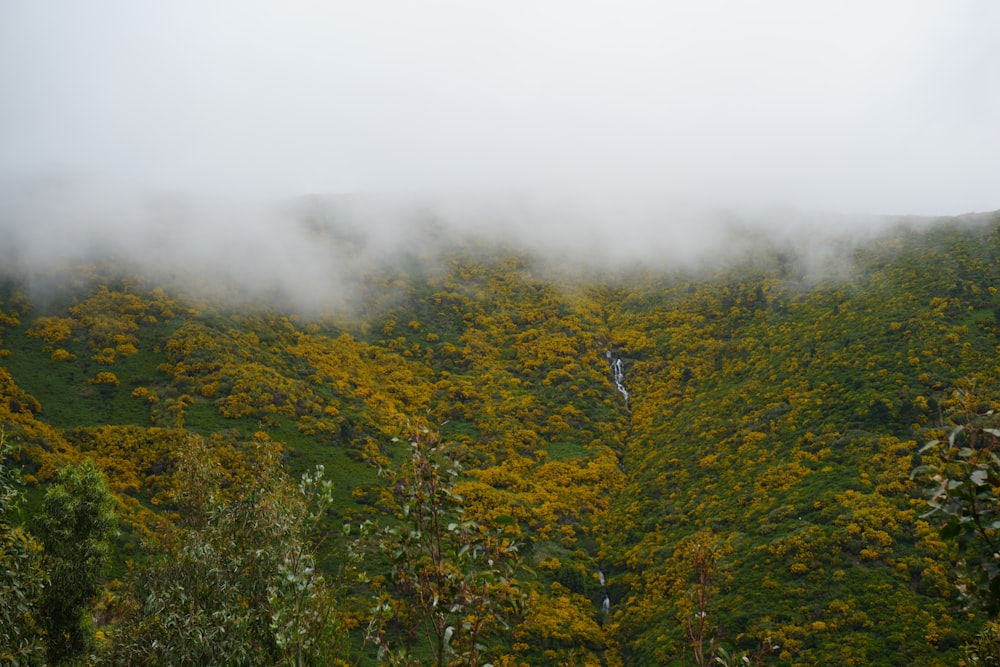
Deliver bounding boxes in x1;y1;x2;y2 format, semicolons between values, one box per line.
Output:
1;2;998;305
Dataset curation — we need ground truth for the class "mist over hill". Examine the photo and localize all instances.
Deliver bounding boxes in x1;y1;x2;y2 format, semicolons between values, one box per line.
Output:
2;205;1000;663
1;173;967;316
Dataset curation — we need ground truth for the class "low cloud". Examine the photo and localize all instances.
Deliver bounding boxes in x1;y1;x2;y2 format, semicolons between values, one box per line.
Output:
1;3;997;304
1;171;927;315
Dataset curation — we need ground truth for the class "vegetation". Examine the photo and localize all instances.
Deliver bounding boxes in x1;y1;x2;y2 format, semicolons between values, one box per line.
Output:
108;434;345;666
912;383;1000;664
36;459;117;664
913;383;1000;615
361;423;525;666
1;211;1000;663
0;428;46;664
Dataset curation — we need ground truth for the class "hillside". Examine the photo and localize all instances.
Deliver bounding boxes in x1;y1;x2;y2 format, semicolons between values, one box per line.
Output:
3;211;1000;664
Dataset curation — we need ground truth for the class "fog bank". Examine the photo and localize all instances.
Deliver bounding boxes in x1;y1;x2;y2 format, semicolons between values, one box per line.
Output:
3;171;957;312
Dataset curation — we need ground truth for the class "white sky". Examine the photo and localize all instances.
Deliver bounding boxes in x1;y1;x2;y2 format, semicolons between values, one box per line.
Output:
1;1;998;219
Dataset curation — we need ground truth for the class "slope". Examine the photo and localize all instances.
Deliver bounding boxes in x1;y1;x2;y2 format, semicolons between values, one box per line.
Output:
1;212;999;664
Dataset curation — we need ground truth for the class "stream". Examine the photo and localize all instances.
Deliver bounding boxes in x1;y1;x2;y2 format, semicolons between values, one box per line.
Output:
607;351;630;412
599;351;631;624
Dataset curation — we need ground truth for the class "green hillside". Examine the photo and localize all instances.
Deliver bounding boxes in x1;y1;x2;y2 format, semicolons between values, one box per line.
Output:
3;212;1000;664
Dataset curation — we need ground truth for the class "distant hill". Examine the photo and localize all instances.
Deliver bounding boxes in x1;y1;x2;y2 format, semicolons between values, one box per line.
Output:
2;210;999;664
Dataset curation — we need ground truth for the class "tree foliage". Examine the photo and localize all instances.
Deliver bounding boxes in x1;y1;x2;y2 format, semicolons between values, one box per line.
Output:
37;458;117;664
0;427;46;666
362;424;525;666
109;434;346;666
913;383;1000;614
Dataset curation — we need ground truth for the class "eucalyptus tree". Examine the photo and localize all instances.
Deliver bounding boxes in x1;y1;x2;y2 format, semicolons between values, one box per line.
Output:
109;435;345;666
0;427;46;665
37;458;117;665
362;424;525;667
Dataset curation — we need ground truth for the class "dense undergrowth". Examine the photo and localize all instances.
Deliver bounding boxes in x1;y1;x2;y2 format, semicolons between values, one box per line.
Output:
3;211;1000;664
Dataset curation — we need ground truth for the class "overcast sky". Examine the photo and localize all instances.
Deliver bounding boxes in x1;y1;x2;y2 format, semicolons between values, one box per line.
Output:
1;1;998;225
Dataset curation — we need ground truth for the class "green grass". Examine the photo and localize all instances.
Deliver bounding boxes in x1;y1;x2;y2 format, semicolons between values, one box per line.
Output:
545;439;588;460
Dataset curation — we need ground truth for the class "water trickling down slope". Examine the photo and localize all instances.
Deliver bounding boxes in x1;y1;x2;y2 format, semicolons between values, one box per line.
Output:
607;351;630;413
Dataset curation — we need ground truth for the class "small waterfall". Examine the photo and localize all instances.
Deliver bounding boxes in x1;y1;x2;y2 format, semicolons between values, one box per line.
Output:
606;351;630;412
598;569;611;624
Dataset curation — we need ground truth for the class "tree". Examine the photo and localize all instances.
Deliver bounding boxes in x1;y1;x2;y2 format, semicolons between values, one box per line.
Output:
683;538;723;667
0;427;46;665
109;434;346;666
912;383;1000;664
912;384;1000;615
960;620;1000;667
37;458;117;664
362;423;525;666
